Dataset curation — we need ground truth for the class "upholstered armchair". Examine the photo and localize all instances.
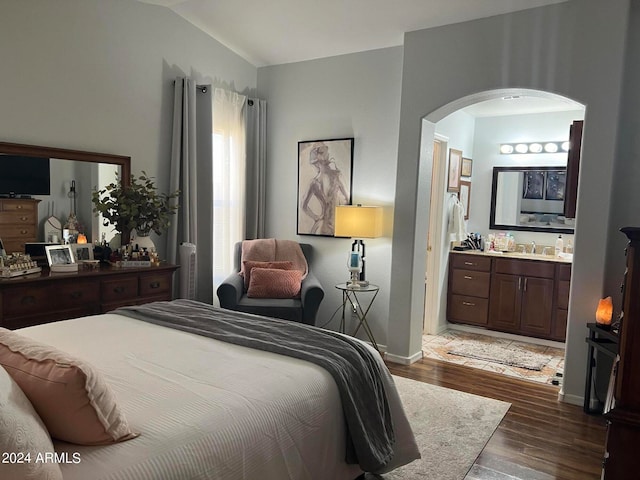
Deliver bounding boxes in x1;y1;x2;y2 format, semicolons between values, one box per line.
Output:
216;242;324;325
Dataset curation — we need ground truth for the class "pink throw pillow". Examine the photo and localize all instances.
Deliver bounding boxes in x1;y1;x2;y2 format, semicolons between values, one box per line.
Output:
241;260;294;290
0;328;139;445
247;267;303;298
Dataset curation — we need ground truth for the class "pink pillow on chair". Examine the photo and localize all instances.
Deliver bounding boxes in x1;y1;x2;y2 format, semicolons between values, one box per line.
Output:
0;328;138;445
241;260;294;290
247;268;303;298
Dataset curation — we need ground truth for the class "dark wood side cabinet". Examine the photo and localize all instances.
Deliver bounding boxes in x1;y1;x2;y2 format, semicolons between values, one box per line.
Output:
0;263;178;330
602;227;640;478
447;253;491;326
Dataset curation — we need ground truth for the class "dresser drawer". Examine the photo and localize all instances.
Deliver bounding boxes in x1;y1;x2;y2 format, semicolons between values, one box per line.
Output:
55;280;100;309
139;272;172;296
450;254;491;272
0;200;37;213
101;276;139;302
2;285;52;317
0;211;37;225
450;269;491;298
448;294;489;325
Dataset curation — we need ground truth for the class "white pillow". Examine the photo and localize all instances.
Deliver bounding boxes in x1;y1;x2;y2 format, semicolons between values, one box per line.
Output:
0;365;62;480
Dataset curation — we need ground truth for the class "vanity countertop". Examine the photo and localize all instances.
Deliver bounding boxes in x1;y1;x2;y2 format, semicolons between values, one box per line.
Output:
450;249;573;264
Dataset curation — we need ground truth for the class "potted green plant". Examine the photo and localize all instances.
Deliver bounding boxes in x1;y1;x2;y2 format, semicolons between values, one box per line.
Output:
92;172;179;246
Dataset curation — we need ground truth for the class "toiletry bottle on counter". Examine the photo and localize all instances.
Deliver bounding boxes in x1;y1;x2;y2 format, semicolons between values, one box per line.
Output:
555;234;564;257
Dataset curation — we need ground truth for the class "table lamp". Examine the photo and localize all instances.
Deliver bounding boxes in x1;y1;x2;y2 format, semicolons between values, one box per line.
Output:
595;296;613;329
334;204;382;286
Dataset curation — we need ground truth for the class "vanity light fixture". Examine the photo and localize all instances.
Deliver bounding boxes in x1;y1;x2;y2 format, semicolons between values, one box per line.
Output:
499;141;570;154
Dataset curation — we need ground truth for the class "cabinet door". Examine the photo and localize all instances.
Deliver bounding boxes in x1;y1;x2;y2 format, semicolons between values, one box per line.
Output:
519;277;554;337
488;274;521;332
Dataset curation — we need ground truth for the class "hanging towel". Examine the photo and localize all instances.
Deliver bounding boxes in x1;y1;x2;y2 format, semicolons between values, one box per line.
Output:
447;197;467;242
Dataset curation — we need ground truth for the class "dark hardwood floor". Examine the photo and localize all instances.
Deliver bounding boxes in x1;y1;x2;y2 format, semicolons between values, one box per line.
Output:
387;357;607;480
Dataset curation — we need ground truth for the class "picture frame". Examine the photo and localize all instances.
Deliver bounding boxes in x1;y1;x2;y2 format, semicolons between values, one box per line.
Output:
45;245;78;272
461;157;473;177
545;170;565;201
459;180;471;220
522;170;545;199
297;137;353;236
447;148;463;192
70;243;94;262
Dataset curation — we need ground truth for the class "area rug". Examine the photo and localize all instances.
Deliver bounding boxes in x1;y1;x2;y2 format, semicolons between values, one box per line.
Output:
368;375;511;480
448;342;552;371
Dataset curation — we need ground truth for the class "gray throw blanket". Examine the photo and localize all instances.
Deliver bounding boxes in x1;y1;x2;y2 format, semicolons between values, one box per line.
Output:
113;299;395;472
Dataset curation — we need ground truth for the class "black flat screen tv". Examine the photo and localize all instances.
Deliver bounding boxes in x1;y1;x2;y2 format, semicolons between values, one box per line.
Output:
0;155;51;197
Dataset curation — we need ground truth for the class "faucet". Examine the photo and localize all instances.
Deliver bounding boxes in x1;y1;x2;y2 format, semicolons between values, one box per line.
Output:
529;241;536;254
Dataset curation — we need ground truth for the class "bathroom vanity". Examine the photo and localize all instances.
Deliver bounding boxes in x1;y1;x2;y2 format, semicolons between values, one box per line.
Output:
447;250;571;341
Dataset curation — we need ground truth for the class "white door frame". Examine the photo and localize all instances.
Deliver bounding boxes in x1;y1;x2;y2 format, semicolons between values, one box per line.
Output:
423;133;448;334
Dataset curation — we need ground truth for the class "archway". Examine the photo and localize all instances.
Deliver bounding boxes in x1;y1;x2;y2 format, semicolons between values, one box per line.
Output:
386;88;585;365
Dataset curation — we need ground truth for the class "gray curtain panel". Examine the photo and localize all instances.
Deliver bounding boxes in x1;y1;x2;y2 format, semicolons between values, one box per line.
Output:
168;78;214;303
244;98;267;240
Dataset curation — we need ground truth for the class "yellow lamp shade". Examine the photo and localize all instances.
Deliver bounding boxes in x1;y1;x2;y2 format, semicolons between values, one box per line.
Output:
334;205;382;238
595;296;613;327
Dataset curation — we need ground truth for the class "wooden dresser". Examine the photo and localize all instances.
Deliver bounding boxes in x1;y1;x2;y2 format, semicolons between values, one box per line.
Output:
0;198;40;254
0;263;178;330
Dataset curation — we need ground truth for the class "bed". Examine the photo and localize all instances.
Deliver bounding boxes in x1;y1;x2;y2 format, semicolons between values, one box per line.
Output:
3;300;419;480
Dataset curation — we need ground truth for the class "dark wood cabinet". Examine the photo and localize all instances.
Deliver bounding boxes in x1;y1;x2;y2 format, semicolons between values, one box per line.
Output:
602;227;640;478
447;253;491;326
0;263;178;329
447;252;570;341
488;257;555;338
564;120;583;219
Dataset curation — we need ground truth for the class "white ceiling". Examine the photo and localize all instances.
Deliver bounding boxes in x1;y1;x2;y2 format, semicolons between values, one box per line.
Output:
137;0;567;67
462;95;584;117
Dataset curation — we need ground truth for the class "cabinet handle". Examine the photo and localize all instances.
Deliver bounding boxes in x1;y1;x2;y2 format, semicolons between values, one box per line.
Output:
113;286;125;294
462;301;476;306
464;262;476;266
16;205;23;209
518;277;522;290
524;278;528;291
463;275;474;280
21;295;36;305
20;216;28;221
149;281;161;289
20;230;27;235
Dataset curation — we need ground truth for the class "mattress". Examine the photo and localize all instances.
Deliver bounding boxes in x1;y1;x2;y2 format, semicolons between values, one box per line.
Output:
18;313;418;480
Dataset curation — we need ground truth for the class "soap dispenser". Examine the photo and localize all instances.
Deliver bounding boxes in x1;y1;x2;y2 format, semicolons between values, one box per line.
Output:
555;234;564;257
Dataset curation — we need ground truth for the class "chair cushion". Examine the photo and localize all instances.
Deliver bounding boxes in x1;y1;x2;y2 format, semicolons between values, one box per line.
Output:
246;268;303;298
242;260;294;290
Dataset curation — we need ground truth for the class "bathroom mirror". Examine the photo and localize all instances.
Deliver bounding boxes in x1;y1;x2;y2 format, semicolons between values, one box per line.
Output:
0;141;131;244
490;166;575;234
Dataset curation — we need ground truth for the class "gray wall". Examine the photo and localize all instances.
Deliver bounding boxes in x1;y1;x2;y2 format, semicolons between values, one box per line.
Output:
257;47;404;347
0;0;256;256
390;0;629;404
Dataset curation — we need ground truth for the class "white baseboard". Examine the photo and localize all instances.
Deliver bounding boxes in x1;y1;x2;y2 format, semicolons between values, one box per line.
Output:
559;390;584;407
385;350;423;365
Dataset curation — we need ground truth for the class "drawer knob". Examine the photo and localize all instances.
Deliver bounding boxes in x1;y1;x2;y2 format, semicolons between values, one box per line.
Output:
149;281;161;289
20;216;28;221
462;301;476;306
463;262;476;266
463;275;473;280
20;230;27;235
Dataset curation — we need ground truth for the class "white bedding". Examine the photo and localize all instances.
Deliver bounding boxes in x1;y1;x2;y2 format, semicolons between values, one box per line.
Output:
18;313;418;480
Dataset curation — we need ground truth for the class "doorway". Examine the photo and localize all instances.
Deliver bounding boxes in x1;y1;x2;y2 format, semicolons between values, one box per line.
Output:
420;88;585;384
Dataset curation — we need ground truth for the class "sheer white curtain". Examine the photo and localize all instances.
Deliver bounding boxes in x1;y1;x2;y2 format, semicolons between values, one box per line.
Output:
212;88;247;291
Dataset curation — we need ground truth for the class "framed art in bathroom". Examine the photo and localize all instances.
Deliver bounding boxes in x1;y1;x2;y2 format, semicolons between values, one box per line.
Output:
461;157;473;177
447;148;462;193
459;180;471;220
